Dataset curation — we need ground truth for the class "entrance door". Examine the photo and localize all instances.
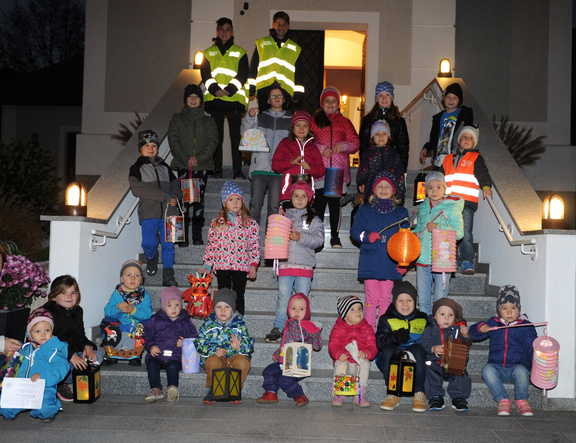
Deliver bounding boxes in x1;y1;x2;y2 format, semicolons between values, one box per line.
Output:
289;30;324;114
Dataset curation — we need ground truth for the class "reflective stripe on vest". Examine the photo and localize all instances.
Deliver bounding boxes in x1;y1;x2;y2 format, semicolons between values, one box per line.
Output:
255;36;302;96
444;152;480;203
203;45;248;108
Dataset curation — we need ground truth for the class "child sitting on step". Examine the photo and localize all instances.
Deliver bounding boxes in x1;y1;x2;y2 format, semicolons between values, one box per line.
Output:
257;293;323;408
329;296;377;407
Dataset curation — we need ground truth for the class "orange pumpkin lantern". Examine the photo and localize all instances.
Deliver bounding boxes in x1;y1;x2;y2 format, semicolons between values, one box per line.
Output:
387;228;421;266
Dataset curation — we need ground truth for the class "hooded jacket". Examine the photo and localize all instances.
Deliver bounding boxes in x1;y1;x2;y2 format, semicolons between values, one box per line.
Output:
329;316;378;364
143;309;197;363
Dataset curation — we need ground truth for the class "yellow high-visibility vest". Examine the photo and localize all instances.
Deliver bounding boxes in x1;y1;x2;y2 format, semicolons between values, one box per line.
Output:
203;44;248;109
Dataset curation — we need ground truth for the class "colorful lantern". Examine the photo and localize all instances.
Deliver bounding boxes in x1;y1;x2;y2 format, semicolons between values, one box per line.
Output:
72;363;100;403
431;228;457;273
531;335;560;393
264;214;292;259
387;228;421;266
181;338;200;373
324;167;344;198
182;274;213;318
388;350;416;397
333;374;359;396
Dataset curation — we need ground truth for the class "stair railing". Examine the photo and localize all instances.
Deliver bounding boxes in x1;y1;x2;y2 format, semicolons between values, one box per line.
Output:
402;79;444;121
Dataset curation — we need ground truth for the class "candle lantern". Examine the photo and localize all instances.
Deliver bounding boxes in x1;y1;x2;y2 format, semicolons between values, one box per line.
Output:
387;350;416;397
72;363;100;403
282;343;312;377
210;367;242;402
264;214;292;259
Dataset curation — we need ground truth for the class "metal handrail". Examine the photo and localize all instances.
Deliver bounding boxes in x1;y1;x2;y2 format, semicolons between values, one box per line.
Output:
90;198;140;251
402;79;444;120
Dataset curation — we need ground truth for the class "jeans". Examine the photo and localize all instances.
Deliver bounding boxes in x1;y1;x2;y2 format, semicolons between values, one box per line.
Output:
375;342;427;394
210;108;242;171
457;205;475;265
141;218;175;268
249;174;282;224
416;265;450;315
147;358;182;390
274;276;312;329
482;363;531;402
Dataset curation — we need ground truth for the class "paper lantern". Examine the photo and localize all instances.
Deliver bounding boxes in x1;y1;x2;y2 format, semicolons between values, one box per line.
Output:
72;363;100;403
430;228;457;272
412;171;427;206
324;167;344;198
531;335;560;392
182;274;213;318
264;214;292;259
388;350;416;397
387;228;421;266
181;338;200;373
333;374;359;396
282;343;312;377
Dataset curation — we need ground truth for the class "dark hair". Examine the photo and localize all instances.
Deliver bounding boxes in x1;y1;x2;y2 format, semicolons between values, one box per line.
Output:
48;275;81;307
273;11;290;23
288;127;313;142
216;17;233;29
366;100;402;121
314;109;332;129
268;82;289;110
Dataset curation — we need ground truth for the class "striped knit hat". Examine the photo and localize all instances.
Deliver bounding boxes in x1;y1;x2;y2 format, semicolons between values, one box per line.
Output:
337;295;363;319
27;307;54;333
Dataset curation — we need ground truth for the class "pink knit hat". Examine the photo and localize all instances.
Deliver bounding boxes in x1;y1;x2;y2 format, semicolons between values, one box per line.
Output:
27;307;54;333
291;110;312;127
290;180;314;202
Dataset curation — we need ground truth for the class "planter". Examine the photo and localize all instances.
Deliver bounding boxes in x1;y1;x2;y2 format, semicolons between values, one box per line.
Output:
0;307;31;342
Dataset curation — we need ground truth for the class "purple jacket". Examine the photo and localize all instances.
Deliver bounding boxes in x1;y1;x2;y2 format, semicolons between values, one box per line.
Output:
143;309;197;363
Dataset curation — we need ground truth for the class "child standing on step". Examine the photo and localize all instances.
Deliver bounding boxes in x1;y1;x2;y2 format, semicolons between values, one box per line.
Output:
257;293;323;408
350;171;409;331
329;295;377;407
265;181;325;343
470;285;537;417
201;181;260;316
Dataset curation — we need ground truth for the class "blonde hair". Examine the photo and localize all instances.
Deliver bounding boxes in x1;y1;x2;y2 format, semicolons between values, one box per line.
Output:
213;203;252;230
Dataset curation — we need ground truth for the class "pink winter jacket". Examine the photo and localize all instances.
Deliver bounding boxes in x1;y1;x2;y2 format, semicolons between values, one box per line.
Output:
328;317;378;364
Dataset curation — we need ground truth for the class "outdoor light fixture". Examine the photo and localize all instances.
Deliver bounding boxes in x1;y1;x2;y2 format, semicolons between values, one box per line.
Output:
65;182;87;216
193;51;204;69
438;58;452;78
542;194;565;229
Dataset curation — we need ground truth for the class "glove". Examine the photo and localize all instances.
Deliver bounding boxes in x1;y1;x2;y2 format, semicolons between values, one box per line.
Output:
368;232;382;243
300;320;320;334
392;328;410;344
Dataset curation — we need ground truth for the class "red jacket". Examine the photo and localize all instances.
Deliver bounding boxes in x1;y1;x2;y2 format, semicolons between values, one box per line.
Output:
328;317;378;364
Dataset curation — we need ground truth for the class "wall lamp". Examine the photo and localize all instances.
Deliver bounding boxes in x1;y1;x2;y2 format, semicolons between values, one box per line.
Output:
542;194;565;229
193;51;204;69
65;182;87;216
438;58;452;78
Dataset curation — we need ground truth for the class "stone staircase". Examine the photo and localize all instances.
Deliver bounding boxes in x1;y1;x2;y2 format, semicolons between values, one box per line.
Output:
100;168;542;408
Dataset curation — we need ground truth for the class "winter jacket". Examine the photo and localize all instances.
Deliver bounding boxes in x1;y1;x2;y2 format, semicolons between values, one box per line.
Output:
470;315;536;370
350;204;409;281
422;106;474;164
143;309;197;364
329;317;378;364
311;112;360;185
375;303;429;351
359;108;410;171
420;319;472;364
167;106;219;171
271;137;326;202
43;300;96;361
356;144;406;201
202;214;260;273
413;196;464;266
194;311;254;365
104;287;153;326
273;318;323;363
242;109;292;177
129;155;183;222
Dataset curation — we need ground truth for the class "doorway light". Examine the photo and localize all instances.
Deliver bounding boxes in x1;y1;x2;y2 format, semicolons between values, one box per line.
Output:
438;59;452;78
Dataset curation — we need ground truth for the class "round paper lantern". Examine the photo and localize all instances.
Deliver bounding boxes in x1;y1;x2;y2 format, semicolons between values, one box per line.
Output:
387;228;421;266
531;335;560;392
264;214;292;259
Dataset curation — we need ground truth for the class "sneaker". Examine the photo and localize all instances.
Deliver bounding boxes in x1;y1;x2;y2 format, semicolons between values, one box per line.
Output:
497;398;512;416
330;237;343;249
128;358;141;367
145;388;164;403
380;394;400;411
428;395;445;411
515;399;534;416
412;391;426;412
233;170;246;180
451;398;469;412
166;386;179;403
57;383;73;402
331;395;344;407
295;394;309;408
203;389;215;405
265;327;283;342
461;261;475;275
257;391;279;404
146;251;159;277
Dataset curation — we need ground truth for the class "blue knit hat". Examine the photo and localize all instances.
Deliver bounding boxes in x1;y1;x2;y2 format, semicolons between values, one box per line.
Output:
375;81;395;100
370;119;391;138
221;181;244;206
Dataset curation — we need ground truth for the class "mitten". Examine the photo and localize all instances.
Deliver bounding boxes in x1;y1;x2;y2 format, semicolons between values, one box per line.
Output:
300;320;320;334
368;232;382;243
392;328;410;343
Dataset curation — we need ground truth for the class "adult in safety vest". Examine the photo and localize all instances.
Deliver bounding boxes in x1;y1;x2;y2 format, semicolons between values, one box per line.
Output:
248;11;305;111
440;126;493;276
200;17;249;180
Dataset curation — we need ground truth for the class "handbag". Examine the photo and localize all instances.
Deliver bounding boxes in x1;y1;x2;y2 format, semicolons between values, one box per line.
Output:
164;199;185;243
181;167;201;203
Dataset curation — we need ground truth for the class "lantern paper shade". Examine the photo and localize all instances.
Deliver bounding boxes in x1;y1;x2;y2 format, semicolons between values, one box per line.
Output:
387;228;421;266
72;364;100;403
264;214;292;259
324;167;344;198
531;335;560;391
182;338;200;373
430;228;457;273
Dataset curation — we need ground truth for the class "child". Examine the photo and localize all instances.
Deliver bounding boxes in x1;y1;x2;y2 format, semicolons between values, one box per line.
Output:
350;171;410;331
43;275;99;402
470;285;537;416
440;126;493;275
195;289;254;404
329;295;378;407
420;82;474;169
311;86;360;248
167;83;218;246
0;308;70;423
414;171;464;316
357;120;406;204
201;181;260;316
265;181;325;342
375;281;428;412
129;129;182;286
243;83;292;225
257;293;322;407
420;298;472;412
271;110;326;205
143;286;197;403
102;259;153;366
359;81;410;171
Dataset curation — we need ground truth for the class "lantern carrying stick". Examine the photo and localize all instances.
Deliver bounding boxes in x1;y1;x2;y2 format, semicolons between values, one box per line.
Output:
377;217;410;236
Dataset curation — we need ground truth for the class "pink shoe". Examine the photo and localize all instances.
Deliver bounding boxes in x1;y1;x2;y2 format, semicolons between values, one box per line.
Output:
497;399;512;416
332;395;344;407
352;386;371;408
515;400;534;416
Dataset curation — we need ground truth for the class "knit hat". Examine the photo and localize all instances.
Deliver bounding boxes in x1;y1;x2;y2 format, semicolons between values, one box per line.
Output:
432;298;464;324
291;110;312;127
497;285;521;312
161;286;182;310
221;180;244;206
290;180;314;202
287;293;311;321
458;125;479;148
184;84;203;106
375;81;395;100
372;170;397;194
120;259;144;278
138;130;159;150
337;295;363;319
425;171;447;190
444;83;463;106
27;307;54;333
370;119;391;138
213;288;237;311
320;86;341;106
392;281;418;305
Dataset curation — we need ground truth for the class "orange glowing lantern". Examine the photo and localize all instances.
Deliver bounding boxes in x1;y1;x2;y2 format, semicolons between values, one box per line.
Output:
387;228;421;266
72;363;100;403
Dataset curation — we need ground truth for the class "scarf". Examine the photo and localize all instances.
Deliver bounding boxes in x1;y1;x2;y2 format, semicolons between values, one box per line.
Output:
373;197;394;214
115;284;146;306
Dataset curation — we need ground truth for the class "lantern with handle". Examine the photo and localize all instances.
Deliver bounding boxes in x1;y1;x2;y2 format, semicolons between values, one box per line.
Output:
387;228;421;266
